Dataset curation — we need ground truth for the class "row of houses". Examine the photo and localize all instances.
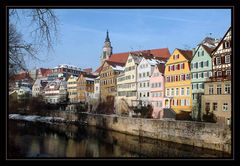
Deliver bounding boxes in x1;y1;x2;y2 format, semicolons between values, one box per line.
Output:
9;27;231;125
96;27;231;124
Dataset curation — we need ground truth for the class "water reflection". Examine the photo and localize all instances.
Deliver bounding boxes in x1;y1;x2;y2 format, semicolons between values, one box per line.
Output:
8;120;230;158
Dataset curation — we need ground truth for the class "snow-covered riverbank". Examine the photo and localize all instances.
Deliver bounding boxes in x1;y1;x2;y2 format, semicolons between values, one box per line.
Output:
9;114;65;124
9;114;88;126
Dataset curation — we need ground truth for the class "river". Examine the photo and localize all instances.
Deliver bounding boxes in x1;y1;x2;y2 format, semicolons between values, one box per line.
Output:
8;120;230;158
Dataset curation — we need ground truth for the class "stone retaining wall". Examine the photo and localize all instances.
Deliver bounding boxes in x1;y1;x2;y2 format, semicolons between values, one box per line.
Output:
78;113;231;154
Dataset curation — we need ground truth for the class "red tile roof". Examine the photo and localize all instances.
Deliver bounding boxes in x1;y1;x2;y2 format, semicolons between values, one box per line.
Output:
95;48;171;73
38;68;52;77
177;49;193;61
9;72;33;82
83;68;93;73
156;63;165;74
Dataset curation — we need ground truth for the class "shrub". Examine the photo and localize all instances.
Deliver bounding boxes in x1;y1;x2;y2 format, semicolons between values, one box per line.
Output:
176;111;192;121
202;112;217;123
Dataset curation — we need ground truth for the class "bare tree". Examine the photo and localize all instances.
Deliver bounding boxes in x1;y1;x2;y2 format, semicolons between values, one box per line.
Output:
9;9;59;75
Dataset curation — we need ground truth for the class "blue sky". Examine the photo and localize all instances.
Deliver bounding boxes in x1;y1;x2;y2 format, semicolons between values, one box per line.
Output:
12;9;231;71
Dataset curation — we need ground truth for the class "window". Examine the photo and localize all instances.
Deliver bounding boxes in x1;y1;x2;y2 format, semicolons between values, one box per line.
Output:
151;83;154;88
139;73;142;78
186;99;190;106
181;99;185;106
199;83;204;89
166;89;170;96
204;61;209;67
209;85;214;94
193;73;197;79
204;72;208;78
213;103;218;111
216;57;221;65
139;93;142;97
147;82;149;87
171;88;174;96
198;52;200;57
143;73;146;77
140;83;142;88
205;103;210;112
198;72;202;78
147;92;149;97
222;103;228;111
225;55;231;63
180;63;185;69
186;74;190;80
195;62;198;69
224;41;230;49
176;88;179;96
217;71;222;77
147;72;149;76
202;51;204;56
226;70;231;76
181;88;184;96
200;61;203;68
209;71;212;77
217;84;222;94
224;84;231;94
186;87;190;96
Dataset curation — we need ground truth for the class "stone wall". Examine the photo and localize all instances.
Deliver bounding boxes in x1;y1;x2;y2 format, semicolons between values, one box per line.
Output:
78;113;231;154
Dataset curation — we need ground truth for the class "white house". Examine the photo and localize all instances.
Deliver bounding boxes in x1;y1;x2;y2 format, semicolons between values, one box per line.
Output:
137;57;164;106
43;78;67;104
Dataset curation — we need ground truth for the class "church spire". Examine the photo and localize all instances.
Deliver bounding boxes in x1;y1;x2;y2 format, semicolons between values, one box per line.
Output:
105;30;110;42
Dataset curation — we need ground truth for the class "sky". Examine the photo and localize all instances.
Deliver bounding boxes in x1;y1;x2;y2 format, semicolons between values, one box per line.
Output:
11;9;231;71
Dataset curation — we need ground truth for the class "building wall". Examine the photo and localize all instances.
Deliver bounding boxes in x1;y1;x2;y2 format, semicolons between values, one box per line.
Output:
116;55;138;106
202;81;231;124
164;49;192;113
149;66;165;118
67;76;78;103
100;62;117;102
137;58;153;106
191;45;213;119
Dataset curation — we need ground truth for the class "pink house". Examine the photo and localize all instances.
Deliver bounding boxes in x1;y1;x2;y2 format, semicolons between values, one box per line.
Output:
150;64;165;118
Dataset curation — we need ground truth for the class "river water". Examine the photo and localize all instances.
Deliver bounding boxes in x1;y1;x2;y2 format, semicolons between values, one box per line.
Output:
8;120;230;158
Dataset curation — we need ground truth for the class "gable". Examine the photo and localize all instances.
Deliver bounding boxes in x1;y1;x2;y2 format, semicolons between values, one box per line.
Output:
166;49;188;65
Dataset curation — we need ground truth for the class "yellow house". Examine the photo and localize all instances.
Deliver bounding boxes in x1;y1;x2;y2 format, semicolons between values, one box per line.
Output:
67;75;78;103
164;49;193;114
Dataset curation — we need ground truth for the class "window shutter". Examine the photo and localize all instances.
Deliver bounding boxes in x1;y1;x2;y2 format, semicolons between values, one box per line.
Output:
214;58;216;65
183;74;185;80
168;66;170;71
183;63;185;69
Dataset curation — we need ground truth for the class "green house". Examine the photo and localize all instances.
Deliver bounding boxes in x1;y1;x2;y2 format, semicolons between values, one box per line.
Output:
190;44;214;120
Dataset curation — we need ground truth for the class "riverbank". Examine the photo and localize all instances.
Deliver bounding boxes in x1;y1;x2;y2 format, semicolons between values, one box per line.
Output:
8;112;231;154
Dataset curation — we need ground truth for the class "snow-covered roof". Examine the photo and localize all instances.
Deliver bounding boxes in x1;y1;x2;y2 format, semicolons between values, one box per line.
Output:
86;77;94;81
112;65;125;71
146;59;163;66
55;64;81;70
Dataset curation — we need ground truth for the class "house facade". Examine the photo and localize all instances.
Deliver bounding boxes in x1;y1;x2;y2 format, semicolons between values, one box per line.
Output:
164;49;193;114
100;60;124;102
43;78;67;104
77;73;96;103
190;44;214;120
137;57;163;106
116;54;142;106
201;27;231;125
149;64;165;119
67;75;79;103
32;77;48;97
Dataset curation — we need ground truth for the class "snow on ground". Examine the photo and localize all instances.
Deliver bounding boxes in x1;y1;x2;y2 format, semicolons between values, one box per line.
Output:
9;114;65;123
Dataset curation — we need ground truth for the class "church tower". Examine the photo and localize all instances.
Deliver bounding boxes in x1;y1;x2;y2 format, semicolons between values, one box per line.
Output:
101;30;113;65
